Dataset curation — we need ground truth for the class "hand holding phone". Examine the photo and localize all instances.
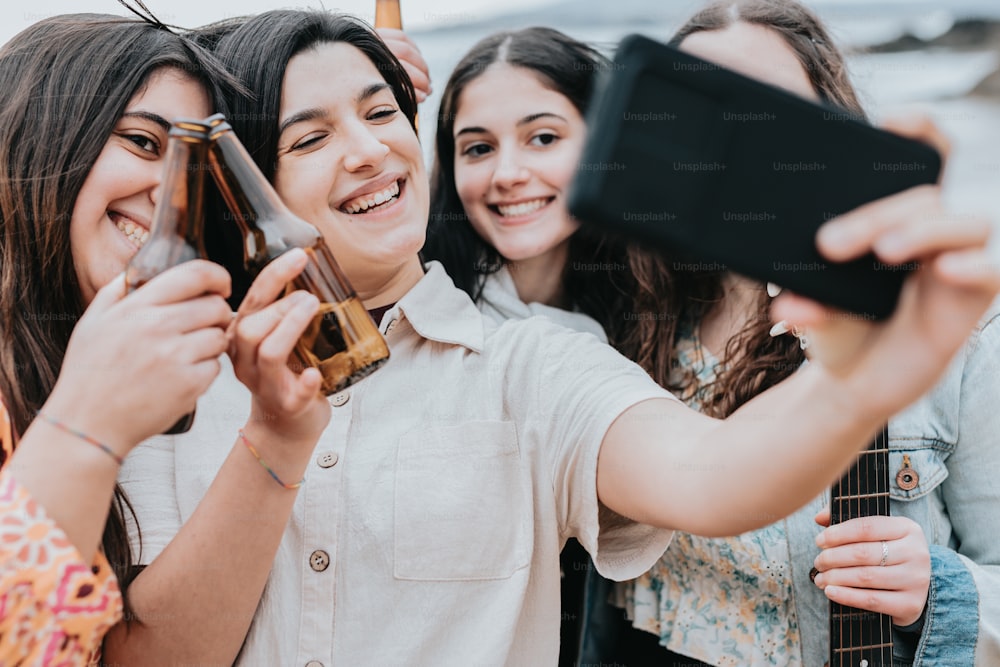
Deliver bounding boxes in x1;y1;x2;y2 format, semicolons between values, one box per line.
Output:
568;34;943;319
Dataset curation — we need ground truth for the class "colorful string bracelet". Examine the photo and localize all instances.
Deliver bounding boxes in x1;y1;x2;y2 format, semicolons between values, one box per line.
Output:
239;429;305;490
34;410;124;466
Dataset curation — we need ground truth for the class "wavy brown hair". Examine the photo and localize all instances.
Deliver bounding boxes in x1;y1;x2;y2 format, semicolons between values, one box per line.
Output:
0;14;234;614
616;0;868;418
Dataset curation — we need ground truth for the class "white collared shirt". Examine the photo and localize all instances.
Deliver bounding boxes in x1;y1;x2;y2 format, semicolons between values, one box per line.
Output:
479;265;608;341
120;262;673;667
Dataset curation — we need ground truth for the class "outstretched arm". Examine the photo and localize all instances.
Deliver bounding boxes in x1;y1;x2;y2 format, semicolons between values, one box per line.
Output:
597;122;999;537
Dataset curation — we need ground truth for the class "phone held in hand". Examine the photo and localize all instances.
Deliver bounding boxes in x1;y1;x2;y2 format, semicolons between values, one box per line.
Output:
568;34;942;320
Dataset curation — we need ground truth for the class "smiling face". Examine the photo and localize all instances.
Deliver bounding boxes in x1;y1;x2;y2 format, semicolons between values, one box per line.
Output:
452;63;586;267
273;41;428;302
69;67;211;305
678;22;819;100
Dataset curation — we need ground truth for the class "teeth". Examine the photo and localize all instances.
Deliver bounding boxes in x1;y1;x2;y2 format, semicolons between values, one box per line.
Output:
114;217;149;248
497;198;548;217
343;180;400;214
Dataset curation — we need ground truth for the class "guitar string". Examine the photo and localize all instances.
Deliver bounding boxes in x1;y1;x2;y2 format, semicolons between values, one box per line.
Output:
834;427;892;666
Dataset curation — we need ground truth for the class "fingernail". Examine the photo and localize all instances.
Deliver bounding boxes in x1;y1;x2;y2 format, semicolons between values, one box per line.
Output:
818;223;851;250
769;320;790;337
766;282;782;298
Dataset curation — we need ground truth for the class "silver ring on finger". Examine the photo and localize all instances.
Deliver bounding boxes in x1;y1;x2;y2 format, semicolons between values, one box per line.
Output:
879;540;889;567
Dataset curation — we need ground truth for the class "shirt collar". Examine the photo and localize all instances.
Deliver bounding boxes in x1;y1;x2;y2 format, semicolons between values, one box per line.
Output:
480;265;532;320
384;261;485;354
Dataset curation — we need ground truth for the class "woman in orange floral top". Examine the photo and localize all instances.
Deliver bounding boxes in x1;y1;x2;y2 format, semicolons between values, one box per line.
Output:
0;15;235;665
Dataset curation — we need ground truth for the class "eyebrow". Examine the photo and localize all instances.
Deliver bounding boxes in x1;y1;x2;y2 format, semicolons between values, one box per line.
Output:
279;107;327;136
121;111;171;132
455;112;569;138
278;82;393;135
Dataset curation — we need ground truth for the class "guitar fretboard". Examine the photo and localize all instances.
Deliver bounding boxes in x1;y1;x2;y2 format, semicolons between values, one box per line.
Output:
828;425;893;667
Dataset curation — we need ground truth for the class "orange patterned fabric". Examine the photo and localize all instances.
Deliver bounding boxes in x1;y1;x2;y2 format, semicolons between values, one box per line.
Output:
0;399;123;665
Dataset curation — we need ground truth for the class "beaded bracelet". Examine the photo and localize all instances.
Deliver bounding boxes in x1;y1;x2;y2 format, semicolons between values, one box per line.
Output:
238;429;305;490
34;410;124;466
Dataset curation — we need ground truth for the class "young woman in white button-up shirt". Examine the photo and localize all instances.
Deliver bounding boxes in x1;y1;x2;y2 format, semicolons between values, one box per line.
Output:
106;10;999;667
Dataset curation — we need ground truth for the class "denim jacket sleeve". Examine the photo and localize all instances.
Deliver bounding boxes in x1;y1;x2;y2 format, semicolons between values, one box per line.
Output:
908;310;1000;666
907;546;979;665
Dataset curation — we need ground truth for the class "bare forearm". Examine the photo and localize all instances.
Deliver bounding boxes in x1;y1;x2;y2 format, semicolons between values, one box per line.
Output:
102;425;309;666
6;423;120;562
600;363;882;535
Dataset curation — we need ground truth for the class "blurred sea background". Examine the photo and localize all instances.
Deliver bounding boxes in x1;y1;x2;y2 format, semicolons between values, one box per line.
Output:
405;0;1000;247
3;0;998;245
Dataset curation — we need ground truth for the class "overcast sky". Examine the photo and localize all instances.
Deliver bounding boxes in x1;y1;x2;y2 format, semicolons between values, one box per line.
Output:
0;0;544;43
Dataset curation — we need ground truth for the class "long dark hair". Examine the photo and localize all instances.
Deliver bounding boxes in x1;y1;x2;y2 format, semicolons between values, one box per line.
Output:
200;10;419;306
0;13;234;609
620;0;868;417
423;27;632;340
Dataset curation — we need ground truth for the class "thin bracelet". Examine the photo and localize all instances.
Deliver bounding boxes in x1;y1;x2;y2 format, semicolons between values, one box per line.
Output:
238;429;305;490
34;410;124;466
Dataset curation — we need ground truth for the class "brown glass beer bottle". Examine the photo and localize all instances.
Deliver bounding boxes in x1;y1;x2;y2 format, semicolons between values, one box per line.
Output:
205;115;390;395
125;119;212;433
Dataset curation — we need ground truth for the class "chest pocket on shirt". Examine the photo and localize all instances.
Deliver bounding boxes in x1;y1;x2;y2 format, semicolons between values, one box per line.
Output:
394;420;531;581
889;441;951;544
889;443;949;501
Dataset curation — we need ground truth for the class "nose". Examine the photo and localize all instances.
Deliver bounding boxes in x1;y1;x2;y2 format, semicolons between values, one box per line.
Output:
343;122;390;172
145;158;166;208
149;180;162;208
491;148;530;190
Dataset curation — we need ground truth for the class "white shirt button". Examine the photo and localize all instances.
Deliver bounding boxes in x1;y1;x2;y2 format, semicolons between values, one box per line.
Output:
305;661;324;667
309;550;330;572
316;451;339;469
329;391;350;407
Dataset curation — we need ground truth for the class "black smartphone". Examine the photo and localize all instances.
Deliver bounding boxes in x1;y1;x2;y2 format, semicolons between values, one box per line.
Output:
568;34;942;319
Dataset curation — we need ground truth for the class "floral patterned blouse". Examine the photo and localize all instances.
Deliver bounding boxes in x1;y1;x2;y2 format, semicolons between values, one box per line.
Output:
613;325;802;666
0;399;123;666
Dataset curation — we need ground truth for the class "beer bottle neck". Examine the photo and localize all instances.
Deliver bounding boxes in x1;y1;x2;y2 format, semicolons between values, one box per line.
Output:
209;129;296;227
149;135;206;250
126;127;208;291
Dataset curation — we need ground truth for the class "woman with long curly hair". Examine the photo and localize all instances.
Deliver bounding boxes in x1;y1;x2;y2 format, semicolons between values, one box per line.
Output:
604;2;1000;666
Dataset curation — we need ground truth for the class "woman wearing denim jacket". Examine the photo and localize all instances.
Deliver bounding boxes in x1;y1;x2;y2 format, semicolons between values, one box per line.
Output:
601;2;1000;665
786;310;1000;666
608;311;1000;667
